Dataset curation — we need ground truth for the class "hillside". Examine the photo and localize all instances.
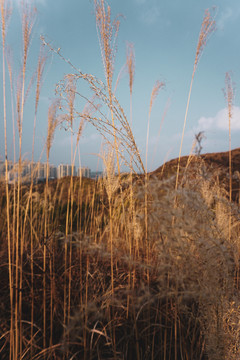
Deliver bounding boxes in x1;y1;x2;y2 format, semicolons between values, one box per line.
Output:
150;148;240;202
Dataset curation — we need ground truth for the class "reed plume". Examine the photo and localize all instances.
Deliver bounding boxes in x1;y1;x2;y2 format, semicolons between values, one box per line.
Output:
46;100;59;161
126;42;135;97
126;42;135;127
94;0;120;91
94;0;121;175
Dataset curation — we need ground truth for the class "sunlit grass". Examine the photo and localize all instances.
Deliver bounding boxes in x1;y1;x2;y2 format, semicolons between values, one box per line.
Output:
0;1;239;359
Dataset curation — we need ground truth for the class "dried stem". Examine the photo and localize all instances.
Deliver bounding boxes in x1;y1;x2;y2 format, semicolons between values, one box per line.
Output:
224;71;234;241
175;8;216;191
0;1;13;358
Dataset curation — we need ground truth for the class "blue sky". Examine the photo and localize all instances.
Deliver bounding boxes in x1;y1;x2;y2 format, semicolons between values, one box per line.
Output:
1;0;240;171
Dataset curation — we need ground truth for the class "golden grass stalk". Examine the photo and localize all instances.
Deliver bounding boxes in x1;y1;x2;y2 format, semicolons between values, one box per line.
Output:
0;1;13;358
64;75;76;352
94;0;121;175
146;80;165;173
16;4;36;357
16;45;47;357
175;8;216;191
43;99;59;352
6;48;16;270
16;44;47;355
150;97;170;171
102;149;118;294
224;72;234;241
31;46;47;356
145;80;164;253
126;42;136;316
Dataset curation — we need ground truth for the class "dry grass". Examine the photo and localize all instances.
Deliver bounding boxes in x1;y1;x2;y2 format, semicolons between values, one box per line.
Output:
0;1;240;359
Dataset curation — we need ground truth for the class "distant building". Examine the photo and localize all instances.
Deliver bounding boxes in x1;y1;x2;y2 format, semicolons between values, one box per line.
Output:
24;162;57;181
56;164;91;178
77;166;91;178
49;165;57;179
0;160;95;182
37;163;48;180
57;164;76;178
21;162;29;178
27;162;39;180
90;171;103;179
0;161;58;183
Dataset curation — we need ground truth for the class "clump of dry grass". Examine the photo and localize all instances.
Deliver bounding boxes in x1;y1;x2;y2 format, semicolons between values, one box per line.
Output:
1;155;240;359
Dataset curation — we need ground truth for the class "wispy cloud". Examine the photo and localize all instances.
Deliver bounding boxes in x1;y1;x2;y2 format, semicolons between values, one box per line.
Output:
218;6;240;30
140;6;160;25
13;0;46;7
134;0;162;25
196;106;240;132
57;133;101;146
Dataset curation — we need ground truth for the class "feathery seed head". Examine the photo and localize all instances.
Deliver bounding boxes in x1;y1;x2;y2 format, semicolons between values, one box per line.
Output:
94;0;120;88
46;99;59;159
35;45;47;113
65;74;77;127
126;42;135;96
194;8;216;69
0;0;12;39
224;72;235;118
149;80;165;116
21;1;36;61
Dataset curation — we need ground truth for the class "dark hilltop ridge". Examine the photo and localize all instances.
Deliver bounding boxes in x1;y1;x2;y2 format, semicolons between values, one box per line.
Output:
150;147;240;202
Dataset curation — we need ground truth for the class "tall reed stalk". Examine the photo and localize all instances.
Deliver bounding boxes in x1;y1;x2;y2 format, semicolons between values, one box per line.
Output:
145;81;164;255
31;46;47;357
224;72;234;241
175;8;215;190
17;4;35;357
62;76;76;356
126;42;135;316
6;51;16;359
102;149;118;294
44;99;58;352
94;0;121;175
0;1;13;358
